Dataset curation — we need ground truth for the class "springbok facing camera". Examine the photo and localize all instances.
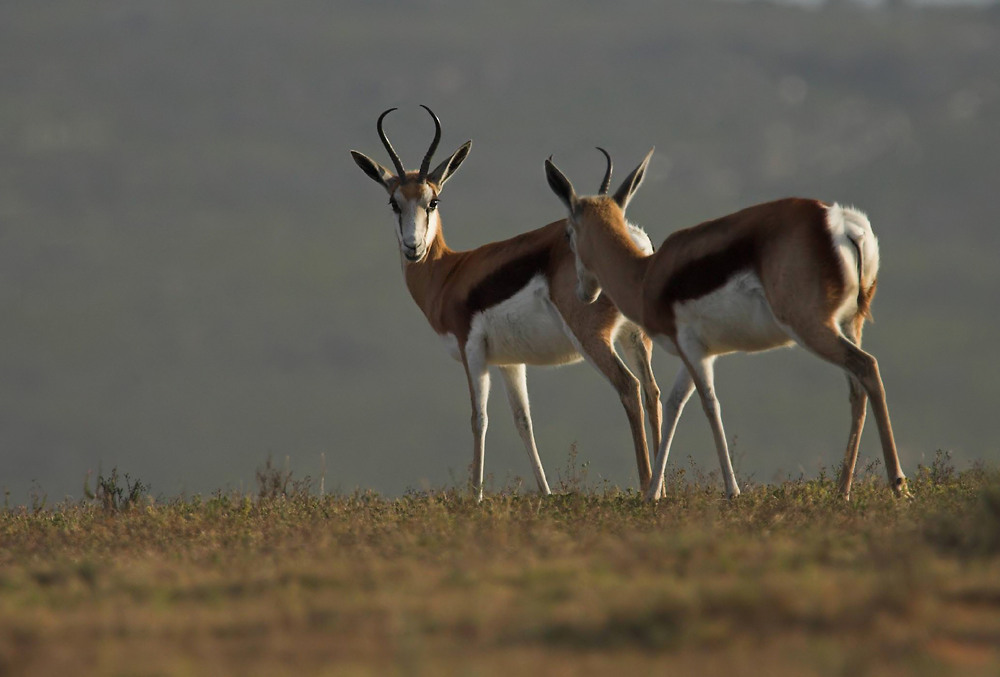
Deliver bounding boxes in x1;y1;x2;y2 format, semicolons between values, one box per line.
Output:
545;148;909;501
350;107;663;501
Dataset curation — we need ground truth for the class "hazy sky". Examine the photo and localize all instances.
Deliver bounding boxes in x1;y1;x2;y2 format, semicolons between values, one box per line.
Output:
3;1;998;504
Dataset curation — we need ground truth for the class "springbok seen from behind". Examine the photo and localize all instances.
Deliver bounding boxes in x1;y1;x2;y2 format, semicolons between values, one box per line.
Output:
545;148;909;501
350;107;663;500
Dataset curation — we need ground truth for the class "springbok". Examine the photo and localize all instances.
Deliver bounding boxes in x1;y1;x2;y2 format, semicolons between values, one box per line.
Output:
545;148;909;501
350;107;662;500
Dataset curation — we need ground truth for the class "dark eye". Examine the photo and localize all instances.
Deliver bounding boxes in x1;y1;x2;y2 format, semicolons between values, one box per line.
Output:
427;198;440;211
389;199;401;214
565;229;572;241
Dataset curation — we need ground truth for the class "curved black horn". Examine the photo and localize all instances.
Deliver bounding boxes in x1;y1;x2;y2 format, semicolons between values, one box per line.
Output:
377;108;405;177
596;147;613;195
418;105;442;180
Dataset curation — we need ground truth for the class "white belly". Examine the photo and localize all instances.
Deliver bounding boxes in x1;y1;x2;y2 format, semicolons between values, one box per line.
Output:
467;275;583;366
673;271;792;355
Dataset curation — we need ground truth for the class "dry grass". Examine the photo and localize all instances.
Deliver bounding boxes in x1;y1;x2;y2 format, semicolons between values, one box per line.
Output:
1;457;999;676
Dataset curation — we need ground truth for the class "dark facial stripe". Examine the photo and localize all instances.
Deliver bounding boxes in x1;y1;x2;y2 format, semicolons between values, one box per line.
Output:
466;250;551;315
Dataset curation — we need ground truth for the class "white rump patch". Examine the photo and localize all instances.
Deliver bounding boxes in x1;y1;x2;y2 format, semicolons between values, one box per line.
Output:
825;203;880;288
824;203;881;322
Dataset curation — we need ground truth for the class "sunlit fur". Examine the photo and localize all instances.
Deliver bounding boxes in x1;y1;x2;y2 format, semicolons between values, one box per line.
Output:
352;114;664;502
546;151;908;503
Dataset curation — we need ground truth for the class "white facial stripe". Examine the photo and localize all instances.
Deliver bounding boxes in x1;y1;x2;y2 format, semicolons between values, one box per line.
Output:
393;184;438;262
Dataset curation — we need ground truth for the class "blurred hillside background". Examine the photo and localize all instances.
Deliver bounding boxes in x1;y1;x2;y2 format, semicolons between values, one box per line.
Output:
2;0;999;502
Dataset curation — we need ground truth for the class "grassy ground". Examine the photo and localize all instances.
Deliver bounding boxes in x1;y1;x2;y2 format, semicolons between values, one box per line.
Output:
1;457;999;676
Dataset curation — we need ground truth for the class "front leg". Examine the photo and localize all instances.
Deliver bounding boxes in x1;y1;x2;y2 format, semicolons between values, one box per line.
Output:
463;341;491;502
498;364;552;495
619;329;665;497
681;349;740;499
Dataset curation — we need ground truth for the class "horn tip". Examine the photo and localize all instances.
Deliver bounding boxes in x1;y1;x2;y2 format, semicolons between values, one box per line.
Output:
420;104;440;121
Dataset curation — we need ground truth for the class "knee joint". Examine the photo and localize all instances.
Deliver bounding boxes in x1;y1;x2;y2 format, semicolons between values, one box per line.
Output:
700;393;720;417
619;383;642;410
846;349;877;380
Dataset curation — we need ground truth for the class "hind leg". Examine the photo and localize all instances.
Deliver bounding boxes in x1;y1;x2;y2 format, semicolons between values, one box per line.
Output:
838;374;868;499
837;320;868;500
646;365;695;501
792;321;908;497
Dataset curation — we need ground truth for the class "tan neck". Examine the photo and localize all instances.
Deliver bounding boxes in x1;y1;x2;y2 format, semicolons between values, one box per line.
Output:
588;225;650;324
402;227;453;323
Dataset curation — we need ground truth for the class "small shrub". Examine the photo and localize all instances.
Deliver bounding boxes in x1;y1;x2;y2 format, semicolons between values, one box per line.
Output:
85;468;149;512
916;449;956;486
255;454;312;500
29;480;48;514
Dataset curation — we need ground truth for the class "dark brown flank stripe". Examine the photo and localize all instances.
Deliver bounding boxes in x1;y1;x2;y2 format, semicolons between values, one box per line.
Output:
465;249;552;316
660;234;759;305
656;199;843;310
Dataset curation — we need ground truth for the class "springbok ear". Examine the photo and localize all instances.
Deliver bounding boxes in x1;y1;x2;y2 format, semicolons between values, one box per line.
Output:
351;150;395;189
545;157;578;214
427;141;472;189
612;147;654;211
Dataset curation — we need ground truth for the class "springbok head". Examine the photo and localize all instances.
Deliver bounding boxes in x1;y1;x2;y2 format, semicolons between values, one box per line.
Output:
351;106;471;263
544;148;654;302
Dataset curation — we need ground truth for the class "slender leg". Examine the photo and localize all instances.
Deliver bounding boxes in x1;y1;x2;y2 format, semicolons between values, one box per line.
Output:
542;291;651;492
674;334;740;498
793;323;909;497
837;322;868;500
620;328;664;494
498;364;552;495
645;365;694;501
841;342;907;496
576;333;651;492
838;374;868;499
463;343;490;502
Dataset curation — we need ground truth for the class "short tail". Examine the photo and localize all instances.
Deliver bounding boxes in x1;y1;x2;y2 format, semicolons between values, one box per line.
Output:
853;244;877;321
